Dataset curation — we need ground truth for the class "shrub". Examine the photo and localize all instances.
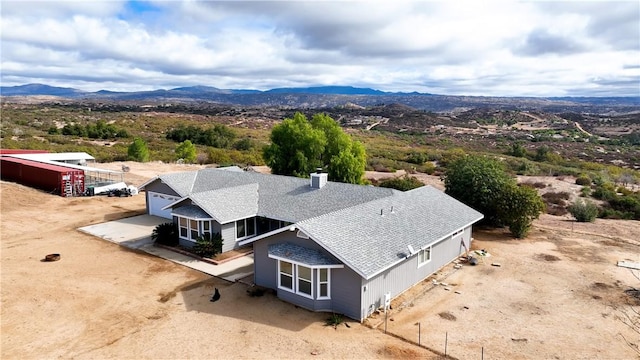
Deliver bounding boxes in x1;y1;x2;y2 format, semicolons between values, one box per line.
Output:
580;186;591;197
378;175;424;191
568;199;598;222
417;162;436;175
406;152;428;165
598;208;625;219
152;222;178;246
233;138;254;151
575;175;591;186
542;191;570;205
522;181;547;189
325;313;343;329
592;183;617;201
193;232;223;258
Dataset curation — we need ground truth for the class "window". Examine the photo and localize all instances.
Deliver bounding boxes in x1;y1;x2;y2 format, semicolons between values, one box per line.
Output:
297;265;312;297
257;217;291;234
178;217;212;242
202;221;210;237
277;260;331;300
190;219;198;240
318;268;329;299
418;246;431;267
236;218;256;240
179;218;188;238
279;261;293;290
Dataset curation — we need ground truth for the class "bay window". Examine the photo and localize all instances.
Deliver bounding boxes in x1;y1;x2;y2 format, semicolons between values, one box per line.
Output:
278;260;332;300
177;216;213;242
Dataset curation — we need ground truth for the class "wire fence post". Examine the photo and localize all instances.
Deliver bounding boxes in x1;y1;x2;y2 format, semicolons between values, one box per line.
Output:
482;346;484;360
384;310;387;334
445;332;448;358
418;322;421;346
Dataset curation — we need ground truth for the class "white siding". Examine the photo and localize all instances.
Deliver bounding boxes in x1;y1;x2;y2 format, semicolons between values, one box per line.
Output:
360;226;472;320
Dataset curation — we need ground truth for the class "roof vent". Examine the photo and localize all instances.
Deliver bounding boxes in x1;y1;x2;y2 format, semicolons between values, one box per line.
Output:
310;170;328;189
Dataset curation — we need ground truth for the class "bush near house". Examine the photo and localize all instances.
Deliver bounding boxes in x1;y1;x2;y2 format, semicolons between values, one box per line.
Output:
152;222;178;246
193;232;223;258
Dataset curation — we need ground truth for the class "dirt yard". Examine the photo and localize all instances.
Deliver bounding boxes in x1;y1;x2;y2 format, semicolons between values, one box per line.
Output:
2;161;639;359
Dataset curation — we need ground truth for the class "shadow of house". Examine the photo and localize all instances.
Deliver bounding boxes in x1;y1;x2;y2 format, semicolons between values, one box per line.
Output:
177;279;329;332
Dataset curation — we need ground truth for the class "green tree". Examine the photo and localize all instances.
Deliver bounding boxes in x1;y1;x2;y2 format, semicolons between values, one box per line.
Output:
310;114;367;184
264;113;326;177
443;156;514;226
263;112;367;183
175;140;197;163
497;184;546;238
127;137;150;162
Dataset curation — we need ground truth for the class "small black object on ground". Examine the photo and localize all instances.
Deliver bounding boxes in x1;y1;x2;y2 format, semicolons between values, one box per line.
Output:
210;288;220;302
43;253;61;262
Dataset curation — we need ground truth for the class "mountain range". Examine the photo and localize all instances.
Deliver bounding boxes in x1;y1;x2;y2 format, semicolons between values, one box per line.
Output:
2;83;639;113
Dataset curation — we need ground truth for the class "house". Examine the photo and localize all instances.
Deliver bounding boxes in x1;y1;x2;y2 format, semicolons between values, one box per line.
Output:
139;168;483;321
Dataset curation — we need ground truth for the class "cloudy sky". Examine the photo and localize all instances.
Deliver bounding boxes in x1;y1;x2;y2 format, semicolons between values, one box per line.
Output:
1;1;639;96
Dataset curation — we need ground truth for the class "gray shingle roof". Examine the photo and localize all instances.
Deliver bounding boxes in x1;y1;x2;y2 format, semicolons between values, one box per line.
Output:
268;242;341;266
148;168;483;279
189;184;259;223
296;186;484;279
153;168;397;223
172;205;212;219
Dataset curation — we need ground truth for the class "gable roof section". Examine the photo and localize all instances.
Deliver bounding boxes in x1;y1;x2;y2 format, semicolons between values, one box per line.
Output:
188;184;259;223
295;186;484;280
144;168;397;223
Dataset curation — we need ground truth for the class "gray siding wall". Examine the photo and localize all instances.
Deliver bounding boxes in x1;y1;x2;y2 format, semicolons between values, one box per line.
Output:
143;180;180;214
220;222;237;253
329;266;362;320
360;226;472;320
252;232;362;319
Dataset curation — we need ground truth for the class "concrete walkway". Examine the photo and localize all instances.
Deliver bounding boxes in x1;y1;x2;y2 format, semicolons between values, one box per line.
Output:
78;215;254;282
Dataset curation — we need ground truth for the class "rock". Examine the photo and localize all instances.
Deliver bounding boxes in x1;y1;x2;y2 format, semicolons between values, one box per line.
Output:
444;287;451;291
455;291;462;294
491;262;502;267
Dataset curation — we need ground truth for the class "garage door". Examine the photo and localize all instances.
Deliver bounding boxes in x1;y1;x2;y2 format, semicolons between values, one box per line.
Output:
148;192;179;219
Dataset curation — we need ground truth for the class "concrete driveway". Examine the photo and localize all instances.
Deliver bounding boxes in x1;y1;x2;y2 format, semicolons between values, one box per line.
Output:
78;215;254;282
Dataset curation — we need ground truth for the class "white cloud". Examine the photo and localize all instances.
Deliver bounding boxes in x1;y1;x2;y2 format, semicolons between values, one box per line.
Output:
0;0;638;96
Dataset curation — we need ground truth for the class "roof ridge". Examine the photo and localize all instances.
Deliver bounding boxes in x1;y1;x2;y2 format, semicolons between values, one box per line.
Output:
296;188;399;224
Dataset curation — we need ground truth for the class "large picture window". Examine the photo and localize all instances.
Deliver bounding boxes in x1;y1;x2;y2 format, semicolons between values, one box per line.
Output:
236;217;256;240
278;260;331;300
